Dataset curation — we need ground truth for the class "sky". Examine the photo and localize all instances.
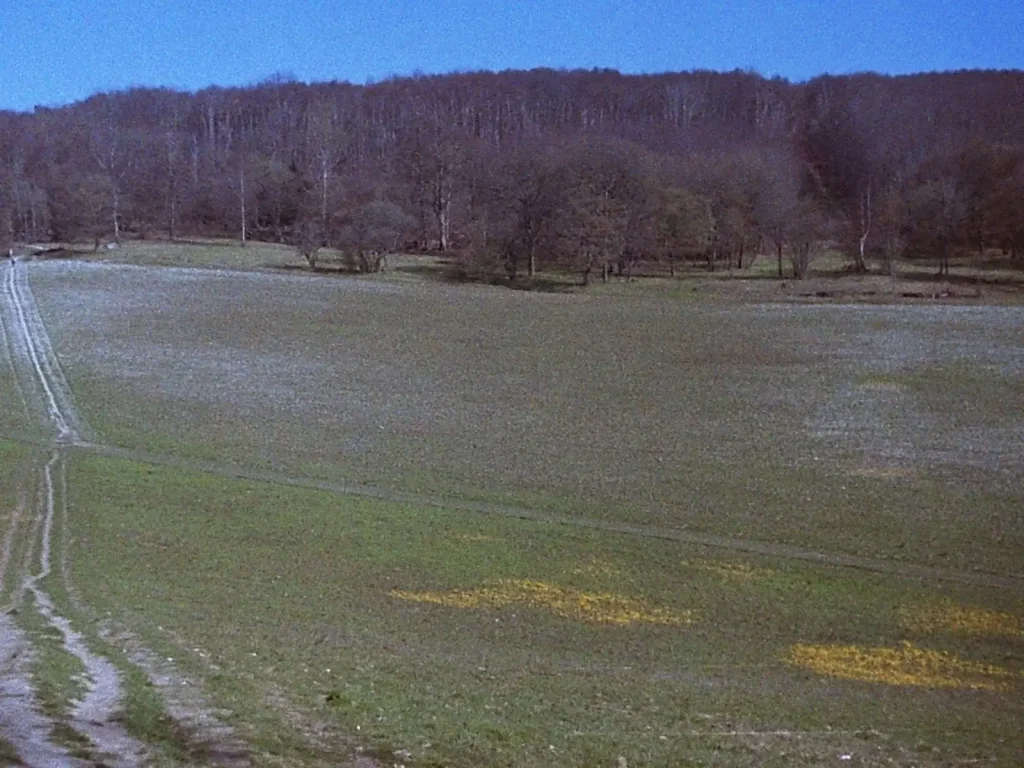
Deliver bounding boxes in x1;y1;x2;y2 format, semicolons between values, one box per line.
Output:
2;0;1022;112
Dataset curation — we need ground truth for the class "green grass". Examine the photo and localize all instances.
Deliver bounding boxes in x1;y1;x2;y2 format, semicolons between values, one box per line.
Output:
11;246;1024;765
0;459;42;612
65;453;1024;767
63;238;319;272
0;441;207;766
57;237;1024;300
41;264;1023;577
114;660;222;767
0;738;20;767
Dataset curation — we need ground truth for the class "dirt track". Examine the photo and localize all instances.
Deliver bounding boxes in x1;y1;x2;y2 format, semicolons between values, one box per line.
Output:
0;261;247;767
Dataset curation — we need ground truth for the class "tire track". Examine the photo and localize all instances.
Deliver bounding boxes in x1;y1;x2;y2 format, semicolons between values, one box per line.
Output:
0;492;27;609
0;265;31;422
0;617;87;768
0;477;83;766
22;451;153;767
5;263;91;443
0;261;151;767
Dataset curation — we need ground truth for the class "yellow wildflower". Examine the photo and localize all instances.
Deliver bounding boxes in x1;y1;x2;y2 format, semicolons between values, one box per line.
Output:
391;579;694;627
901;602;1023;638
785;641;1014;691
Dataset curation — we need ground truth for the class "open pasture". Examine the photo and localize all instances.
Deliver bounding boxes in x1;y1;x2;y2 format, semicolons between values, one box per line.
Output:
29;259;1024;574
2;254;1023;766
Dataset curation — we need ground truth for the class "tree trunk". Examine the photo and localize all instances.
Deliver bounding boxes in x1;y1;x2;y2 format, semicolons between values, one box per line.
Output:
239;165;247;246
776;242;784;278
168;194;177;241
437;203;451;252
112;187;121;243
320;166;329;232
505;250;519;282
854;187;871;273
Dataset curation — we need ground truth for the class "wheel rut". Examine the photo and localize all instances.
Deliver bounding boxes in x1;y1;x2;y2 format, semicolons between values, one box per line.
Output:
1;261;247;767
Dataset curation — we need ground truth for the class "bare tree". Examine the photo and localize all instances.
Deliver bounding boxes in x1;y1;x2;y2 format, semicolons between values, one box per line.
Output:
337;199;415;272
652;187;715;276
83;96;134;242
786;201;829;279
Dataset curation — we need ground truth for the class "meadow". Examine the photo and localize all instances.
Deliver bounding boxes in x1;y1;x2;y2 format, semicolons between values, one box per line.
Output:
2;244;1022;766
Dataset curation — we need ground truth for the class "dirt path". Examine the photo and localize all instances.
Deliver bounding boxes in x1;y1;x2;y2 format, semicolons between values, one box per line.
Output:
0;261;247;767
3;262;92;444
21;450;153;767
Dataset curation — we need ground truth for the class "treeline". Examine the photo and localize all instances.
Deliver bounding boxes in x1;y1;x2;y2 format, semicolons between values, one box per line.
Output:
1;68;1023;280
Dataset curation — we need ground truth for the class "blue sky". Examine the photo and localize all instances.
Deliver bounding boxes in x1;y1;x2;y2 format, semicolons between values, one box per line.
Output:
2;0;1022;112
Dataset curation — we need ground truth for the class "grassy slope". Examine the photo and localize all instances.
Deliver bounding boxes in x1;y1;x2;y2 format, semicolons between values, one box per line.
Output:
12;246;1024;765
32;260;1024;576
67;453;1024;767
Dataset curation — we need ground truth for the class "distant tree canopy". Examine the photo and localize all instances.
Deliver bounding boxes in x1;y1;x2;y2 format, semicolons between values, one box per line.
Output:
2;68;1023;279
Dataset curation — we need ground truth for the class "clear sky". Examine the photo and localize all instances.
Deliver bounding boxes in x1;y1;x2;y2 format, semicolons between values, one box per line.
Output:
2;0;1022;112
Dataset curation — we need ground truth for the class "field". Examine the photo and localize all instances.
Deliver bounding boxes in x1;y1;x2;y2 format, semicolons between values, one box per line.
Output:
1;243;1022;767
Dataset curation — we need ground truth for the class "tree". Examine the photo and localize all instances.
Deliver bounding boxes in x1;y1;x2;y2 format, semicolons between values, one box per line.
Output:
337;200;415;272
750;149;802;278
557;183;629;285
786;201;830;279
0;68;1021;263
652;187;715;276
990;162;1024;262
47;173;112;246
556;138;653;282
687;149;765;272
305;98;349;238
295;218;323;269
873;186;907;275
903;169;964;277
490;141;568;281
956;141;1020;255
82;97;135;242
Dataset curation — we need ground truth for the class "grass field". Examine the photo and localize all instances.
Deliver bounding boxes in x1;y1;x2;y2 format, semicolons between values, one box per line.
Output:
3;245;1023;766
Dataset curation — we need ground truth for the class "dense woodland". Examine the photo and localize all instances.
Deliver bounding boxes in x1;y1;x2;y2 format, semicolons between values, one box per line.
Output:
2;68;1023;281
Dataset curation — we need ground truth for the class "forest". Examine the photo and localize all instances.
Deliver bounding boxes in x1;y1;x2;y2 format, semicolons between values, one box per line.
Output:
1;67;1023;281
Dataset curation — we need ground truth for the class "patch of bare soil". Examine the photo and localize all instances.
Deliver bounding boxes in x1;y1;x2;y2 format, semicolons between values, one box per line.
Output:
0;613;86;767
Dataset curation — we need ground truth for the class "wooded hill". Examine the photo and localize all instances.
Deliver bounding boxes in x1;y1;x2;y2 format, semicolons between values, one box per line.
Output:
2;68;1023;280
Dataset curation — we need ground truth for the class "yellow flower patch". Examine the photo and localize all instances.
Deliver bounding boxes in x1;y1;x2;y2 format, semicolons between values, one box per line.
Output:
681;558;775;582
901;601;1023;638
785;641;1015;691
391;579;694;626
